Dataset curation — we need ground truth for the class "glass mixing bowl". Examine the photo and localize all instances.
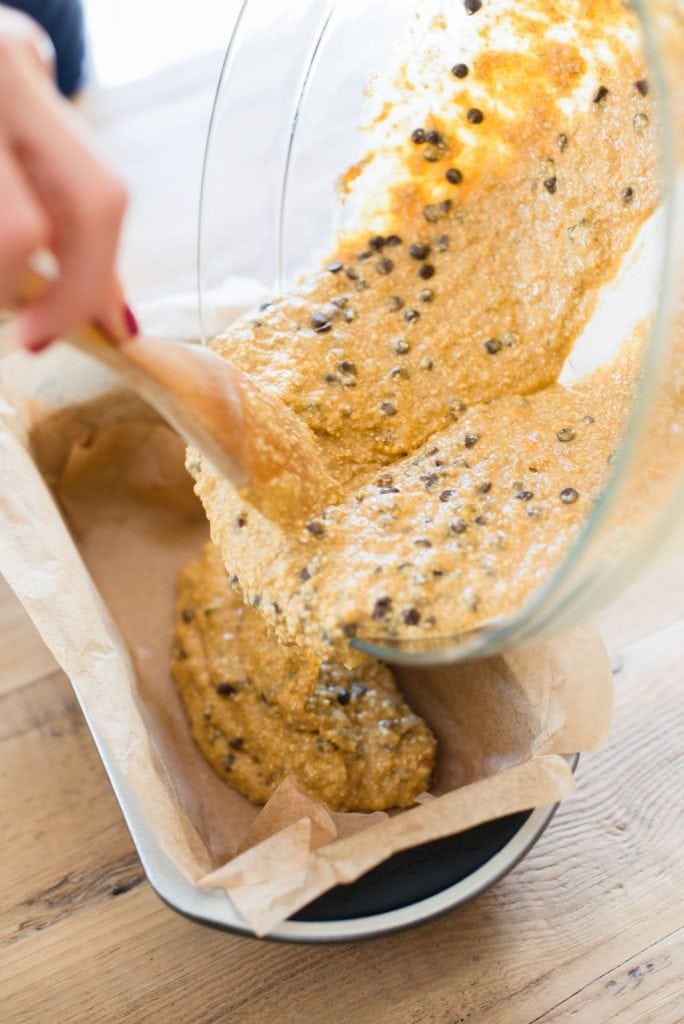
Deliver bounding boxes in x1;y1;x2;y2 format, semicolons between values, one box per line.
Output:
198;0;684;666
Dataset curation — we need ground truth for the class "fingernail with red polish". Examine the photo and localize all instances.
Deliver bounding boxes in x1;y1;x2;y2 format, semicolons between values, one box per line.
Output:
123;304;139;338
25;337;54;354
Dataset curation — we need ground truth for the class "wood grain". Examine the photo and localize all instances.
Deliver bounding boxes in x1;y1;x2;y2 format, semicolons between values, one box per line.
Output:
537;928;684;1024
0;573;681;1024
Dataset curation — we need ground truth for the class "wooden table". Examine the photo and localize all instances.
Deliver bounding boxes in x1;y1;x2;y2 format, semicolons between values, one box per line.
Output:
1;560;682;1023
1;53;683;1024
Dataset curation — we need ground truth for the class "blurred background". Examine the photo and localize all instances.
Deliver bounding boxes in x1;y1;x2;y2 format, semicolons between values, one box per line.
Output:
6;0;243;309
83;0;241;87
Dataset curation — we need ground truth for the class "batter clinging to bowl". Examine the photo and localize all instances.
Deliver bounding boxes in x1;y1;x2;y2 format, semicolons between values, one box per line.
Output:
174;0;658;808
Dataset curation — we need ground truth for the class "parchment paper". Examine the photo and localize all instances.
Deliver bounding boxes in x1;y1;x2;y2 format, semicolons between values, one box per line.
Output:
0;343;613;936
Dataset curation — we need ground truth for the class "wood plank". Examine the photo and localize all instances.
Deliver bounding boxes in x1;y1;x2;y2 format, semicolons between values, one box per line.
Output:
0;612;680;1024
596;556;684;657
536;927;684;1024
0;669;142;953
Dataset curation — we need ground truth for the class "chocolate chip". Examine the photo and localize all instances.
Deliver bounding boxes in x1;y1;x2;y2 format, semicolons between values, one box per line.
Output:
337;689;351;706
393;337;410;354
543;176;557;194
634;79;649;97
409;242;430;260
415;538;432;547
467;107;484;124
372;596;393;620
310;311;331;332
452;63;469;78
464;0;482;13
376;257;394;274
516;491;534;501
437;234;450;251
556;427;576;442
419;356;433;370
327;261;343;273
560;487;579;504
306;520;325;537
357;249;372;260
236;513;247;528
425;129;442;145
449;519;468;534
385;234;402;246
593;85;609;104
181;609;194;623
478;481;492;494
446;167;463;184
217;682;237;696
419;263;435;280
484;338;502;354
404;309;420;323
369;235;385;250
338;360;357;375
439;490;454;501
474;514;488;526
421;473;439;488
229;736;244;750
464;433;479;448
621;186;635;205
388;295;404;311
411;128;426;144
380;401;397;416
344;265;358;280
402;607;421;625
419;288;434;302
299;567;311;581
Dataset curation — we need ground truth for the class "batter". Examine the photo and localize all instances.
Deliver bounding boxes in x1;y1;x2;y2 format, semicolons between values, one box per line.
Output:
187;0;657;661
173;543;436;810
174;0;661;806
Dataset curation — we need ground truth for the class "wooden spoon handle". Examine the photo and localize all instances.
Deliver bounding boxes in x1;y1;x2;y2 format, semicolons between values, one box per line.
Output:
14;267;339;525
71;323;252;489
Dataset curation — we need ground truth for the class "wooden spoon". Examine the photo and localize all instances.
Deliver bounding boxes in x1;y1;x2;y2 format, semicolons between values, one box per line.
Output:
15;269;338;527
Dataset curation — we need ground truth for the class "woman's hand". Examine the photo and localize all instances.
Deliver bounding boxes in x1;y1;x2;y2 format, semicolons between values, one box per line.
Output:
0;5;129;349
